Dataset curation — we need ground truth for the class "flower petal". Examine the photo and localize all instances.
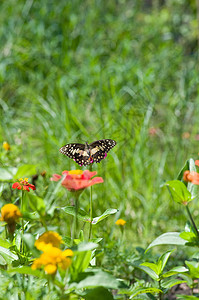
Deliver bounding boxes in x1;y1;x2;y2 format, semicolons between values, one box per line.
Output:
12;182;20;189
50;174;62;181
28;184;36;190
23;186;30;191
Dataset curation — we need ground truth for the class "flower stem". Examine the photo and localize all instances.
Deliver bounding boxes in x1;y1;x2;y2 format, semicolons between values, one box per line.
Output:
21;191;24;253
88;165;93;240
72;193;79;244
185;205;199;240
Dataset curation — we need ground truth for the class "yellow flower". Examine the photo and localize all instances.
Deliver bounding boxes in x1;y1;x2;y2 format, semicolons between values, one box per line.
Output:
31;245;73;275
115;218;126;226
1;204;22;234
3;141;11;151
35;231;63;250
1;204;22;224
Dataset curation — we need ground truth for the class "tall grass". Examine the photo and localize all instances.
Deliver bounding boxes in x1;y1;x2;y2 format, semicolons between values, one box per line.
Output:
1;0;199;245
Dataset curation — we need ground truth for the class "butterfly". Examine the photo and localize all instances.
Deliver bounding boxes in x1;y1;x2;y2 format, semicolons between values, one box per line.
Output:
59;139;117;166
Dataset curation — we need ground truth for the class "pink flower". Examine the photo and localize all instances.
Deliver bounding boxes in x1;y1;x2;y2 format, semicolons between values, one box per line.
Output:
51;170;103;191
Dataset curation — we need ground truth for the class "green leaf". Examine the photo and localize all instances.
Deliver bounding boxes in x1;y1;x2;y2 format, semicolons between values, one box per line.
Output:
161;278;186;289
92;209;118;224
179;231;197;243
0;246;18;264
61;207;118;225
82;287;114;300
61;206;90;222
129;287;162;298
22;233;35;250
7;266;41;277
75;242;98;252
63;236;73;248
185;261;199;278
164;180;192;205
139;265;159;280
69;270;121;289
14;165;37;179
140;262;159;275
0;167;17;181
162;266;188;278
146;232;186;252
0;237;12;249
157;250;174;274
27;193;46;215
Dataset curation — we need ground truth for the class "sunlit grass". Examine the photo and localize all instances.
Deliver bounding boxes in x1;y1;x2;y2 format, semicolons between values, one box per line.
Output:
0;0;199;247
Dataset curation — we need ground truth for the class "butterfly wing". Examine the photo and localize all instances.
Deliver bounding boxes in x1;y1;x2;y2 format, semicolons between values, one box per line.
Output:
89;139;117;163
59;143;90;166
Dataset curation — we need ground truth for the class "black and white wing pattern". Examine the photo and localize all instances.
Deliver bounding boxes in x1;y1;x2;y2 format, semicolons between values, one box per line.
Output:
89;139;117;164
59;143;89;166
59;139;117;166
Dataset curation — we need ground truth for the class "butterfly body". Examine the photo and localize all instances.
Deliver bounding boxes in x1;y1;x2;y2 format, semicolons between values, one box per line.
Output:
59;139;116;166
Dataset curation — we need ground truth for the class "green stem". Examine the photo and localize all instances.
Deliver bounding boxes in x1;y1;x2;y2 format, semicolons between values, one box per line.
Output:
72;193;79;244
158;280;163;300
186;205;199;240
75;195;78;239
21;191;24;253
88;183;93;240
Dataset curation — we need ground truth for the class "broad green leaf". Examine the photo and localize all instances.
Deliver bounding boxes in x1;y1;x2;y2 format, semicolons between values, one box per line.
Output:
179;231;197;243
185;261;199;278
27;193;46;215
75;242;98;252
0;246;18;264
161;278;186;289
82;287;114;300
70;243;98;280
139;265;159;280
157;250;174;274
146;232;186;252
61;206;90;222
71;250;92;278
162;266;188;278
129;287;162;298
0;237;12;249
69;270;121;289
0;167;17;181
22;233;35;250
92;209;118;224
7;266;41;277
14;165;37;179
140;262;159;275
165;180;192;205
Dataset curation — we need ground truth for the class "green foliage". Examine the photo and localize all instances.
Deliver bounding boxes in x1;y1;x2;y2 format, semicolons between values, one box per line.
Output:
1;0;199;298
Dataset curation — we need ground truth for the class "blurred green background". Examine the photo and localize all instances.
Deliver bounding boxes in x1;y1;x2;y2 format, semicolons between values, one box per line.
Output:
1;0;199;246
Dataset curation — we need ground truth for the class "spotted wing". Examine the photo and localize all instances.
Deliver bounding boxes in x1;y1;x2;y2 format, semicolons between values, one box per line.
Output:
89;139;117;163
59;143;90;166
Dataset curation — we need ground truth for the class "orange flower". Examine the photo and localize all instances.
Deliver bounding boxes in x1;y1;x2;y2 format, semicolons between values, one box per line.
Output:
35;231;63;251
3;141;11;151
51;170;103;191
115;218;126;226
31;245;73;275
195;160;199;167
1;204;22;234
182;132;190;139
12;178;36;192
183;171;199;185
